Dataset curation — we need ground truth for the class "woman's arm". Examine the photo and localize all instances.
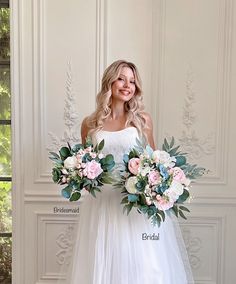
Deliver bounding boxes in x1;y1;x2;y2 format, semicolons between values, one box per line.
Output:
81;117;89;144
142;112;156;149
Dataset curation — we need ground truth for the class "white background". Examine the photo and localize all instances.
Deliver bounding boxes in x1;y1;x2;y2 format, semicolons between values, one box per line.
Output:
11;0;236;283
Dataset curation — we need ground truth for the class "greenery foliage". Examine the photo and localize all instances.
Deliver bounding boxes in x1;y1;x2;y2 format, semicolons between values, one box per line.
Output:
0;6;12;282
116;137;206;227
0;8;10;59
50;139;115;201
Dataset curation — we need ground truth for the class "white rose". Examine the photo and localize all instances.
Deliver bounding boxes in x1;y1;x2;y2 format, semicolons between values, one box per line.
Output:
145;196;153;206
125;176;138;194
152;150;161;162
164;189;178;202
152;150;176;168
98;153;104;159
64;156;77;169
144;185;152;195
183;177;191;186
61;168;68;175
140;166;151;177
169;180;184;196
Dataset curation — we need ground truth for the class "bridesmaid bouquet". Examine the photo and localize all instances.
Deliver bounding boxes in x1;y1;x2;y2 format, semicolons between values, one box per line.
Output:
49;138;115;201
115;137;206;226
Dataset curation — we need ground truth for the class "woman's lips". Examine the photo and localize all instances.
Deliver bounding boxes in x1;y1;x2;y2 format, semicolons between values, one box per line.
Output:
120;90;130;95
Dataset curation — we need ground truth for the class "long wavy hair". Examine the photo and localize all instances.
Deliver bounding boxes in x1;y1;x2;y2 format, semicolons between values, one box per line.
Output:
86;60;147;139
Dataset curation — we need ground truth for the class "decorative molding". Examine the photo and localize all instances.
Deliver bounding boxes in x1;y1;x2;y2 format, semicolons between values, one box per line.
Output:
154;0;233;186
47;62;81;153
37;213;78;281
56;224;74;266
33;0;108;184
180;215;226;283
179;66;215;162
95;0;107;93
182;227;202;269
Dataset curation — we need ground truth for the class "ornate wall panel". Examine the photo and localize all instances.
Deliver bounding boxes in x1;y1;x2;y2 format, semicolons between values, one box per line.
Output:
11;0;236;283
152;0;234;201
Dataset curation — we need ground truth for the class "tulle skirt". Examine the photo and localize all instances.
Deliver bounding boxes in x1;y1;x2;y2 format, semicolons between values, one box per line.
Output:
65;185;194;284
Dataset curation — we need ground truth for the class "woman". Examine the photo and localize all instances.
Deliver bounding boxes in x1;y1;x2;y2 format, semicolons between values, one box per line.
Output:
66;60;194;283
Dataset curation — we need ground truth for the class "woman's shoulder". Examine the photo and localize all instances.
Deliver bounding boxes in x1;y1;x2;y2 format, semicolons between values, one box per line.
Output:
141;111;153;128
140;111;155;149
81;116;91;143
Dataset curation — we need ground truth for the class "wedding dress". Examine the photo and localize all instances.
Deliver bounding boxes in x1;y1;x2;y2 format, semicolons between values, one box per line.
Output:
63;127;194;284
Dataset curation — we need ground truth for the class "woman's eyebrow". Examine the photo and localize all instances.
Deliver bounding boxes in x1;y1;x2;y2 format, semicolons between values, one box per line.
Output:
119;74;135;80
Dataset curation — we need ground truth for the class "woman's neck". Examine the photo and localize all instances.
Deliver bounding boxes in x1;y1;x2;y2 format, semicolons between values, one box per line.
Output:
110;102;126;120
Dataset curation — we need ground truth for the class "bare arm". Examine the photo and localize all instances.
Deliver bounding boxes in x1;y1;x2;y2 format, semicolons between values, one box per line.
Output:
81;117;89;144
142;112;156;149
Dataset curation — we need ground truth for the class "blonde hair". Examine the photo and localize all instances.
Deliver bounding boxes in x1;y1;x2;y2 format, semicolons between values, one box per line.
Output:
86;60;147;139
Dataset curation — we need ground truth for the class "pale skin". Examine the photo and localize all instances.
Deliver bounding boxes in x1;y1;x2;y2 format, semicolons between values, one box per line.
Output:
81;67;156;149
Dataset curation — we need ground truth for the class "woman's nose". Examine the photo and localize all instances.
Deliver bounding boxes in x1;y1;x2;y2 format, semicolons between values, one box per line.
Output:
123;80;130;88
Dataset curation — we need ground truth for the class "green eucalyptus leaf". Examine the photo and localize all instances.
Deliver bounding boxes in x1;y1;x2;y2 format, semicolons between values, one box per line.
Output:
123;154;129;163
52;168;61;183
163;138;169;151
139;194;147;205
158;209;165;222
98;139;105;151
61;186;72;199
177;189;190;203
179;210;187;220
171;205;179;217
105;154;114;163
59;147;71;160
49;151;61;159
90;189;97;198
179;205;190;212
169;137;175;148
168;145;180;156
93;187;101;192
69;191;81;201
121;196;128;204
175;155;187;167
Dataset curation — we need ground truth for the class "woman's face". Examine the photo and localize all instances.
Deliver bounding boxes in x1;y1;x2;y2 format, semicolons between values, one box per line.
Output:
111;67;136;102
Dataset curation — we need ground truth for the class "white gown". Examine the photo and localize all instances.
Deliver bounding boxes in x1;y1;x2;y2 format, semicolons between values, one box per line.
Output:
65;127;194;284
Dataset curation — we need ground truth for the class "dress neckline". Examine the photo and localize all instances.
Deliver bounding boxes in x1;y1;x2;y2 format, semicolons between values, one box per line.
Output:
100;126;136;133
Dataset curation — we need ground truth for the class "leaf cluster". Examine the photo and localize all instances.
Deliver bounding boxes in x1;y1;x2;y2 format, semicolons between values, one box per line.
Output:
162;136;206;178
49;139;115;202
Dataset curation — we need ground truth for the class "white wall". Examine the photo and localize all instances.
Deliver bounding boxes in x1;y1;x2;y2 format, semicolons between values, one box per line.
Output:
11;0;236;283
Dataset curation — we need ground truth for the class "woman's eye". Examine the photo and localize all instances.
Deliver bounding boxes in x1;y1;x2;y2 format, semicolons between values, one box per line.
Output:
130;81;135;84
118;77;124;81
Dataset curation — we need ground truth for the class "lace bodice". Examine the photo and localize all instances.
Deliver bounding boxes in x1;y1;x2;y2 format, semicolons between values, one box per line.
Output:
92;127;139;164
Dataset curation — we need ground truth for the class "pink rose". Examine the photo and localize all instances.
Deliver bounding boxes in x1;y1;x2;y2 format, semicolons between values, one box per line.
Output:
84;160;103;179
155;194;174;211
128;158;141;175
90;152;97;159
148;170;161;186
170;167;187;184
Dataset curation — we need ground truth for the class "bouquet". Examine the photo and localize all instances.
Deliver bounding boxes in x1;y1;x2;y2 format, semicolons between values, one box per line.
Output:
115;137;206;226
49;138;115;201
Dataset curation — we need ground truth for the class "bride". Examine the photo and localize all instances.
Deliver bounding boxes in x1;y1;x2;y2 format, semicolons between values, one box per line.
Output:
64;60;194;283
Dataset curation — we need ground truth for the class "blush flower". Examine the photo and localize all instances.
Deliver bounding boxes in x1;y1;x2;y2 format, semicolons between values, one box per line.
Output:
170;167;187;183
128;158;141;175
84;160;103;180
148;170;161;186
155;194;174;211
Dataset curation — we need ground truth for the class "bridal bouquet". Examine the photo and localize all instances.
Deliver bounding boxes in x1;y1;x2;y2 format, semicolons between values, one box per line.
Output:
49;138;115;201
115;137;206;226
